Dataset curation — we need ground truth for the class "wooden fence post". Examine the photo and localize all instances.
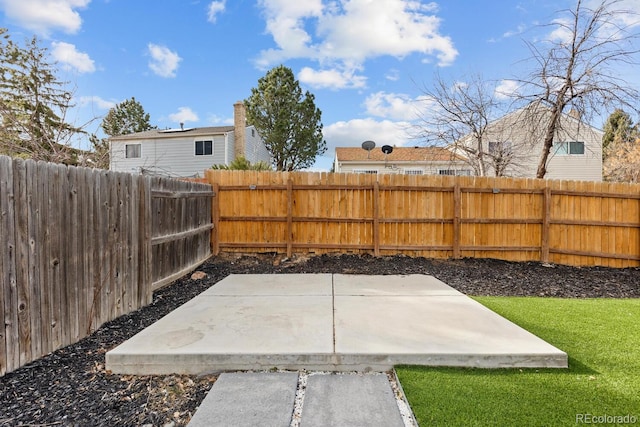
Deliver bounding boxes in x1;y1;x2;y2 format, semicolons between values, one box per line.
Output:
211;183;220;256
542;186;552;263
286;179;293;258
453;181;461;259
373;181;380;256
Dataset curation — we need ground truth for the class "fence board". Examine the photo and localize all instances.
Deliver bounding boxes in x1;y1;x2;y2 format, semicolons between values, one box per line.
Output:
25;160;42;360
33;163;48;357
14;160;32;367
0;156;17;374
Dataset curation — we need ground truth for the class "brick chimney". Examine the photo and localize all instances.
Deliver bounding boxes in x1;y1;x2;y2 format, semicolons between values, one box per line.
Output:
233;101;246;159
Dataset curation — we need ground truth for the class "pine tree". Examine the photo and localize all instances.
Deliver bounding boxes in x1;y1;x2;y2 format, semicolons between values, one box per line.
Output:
244;65;326;171
101;97;156;137
602;109;637;156
0;30;81;163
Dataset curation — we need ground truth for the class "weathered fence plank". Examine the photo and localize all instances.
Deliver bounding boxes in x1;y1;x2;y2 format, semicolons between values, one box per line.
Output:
14;160;32;367
1;156;16;374
25;160;42;360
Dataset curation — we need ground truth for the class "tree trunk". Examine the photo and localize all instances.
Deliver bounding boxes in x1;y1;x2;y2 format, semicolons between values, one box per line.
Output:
536;103;564;179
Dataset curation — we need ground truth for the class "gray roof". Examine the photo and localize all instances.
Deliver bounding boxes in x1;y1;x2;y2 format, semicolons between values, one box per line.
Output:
109;126;235;141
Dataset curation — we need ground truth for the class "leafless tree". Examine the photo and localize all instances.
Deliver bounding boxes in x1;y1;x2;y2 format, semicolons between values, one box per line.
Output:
516;0;640;178
414;73;528;177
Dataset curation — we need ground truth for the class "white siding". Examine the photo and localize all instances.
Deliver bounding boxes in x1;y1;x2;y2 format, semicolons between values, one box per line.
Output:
467;106;604;181
336;160;471;175
244;126;272;165
226;133;234;165
110;134;230;178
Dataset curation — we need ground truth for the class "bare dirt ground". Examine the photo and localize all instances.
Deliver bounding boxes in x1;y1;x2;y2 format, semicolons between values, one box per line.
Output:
1;253;638;426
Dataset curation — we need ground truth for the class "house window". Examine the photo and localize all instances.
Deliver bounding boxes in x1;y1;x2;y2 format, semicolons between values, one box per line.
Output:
353;169;378;174
125;144;141;158
195;140;213;156
555;141;585;155
404;169;424;175
439;169;472;176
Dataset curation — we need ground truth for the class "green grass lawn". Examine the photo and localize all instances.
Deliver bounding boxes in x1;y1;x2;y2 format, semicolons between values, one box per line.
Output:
396;298;640;426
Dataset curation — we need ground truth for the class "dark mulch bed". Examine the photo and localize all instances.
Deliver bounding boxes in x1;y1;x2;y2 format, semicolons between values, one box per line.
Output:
1;254;638;426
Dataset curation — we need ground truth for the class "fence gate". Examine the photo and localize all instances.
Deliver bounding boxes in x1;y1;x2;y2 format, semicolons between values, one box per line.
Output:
149;177;214;291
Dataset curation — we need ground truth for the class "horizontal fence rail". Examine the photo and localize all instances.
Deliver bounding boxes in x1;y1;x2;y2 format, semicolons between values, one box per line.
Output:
1;155;212;376
205;170;640;268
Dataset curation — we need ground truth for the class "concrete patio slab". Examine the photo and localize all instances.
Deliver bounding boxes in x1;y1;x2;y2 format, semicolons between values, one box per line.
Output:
333;274;463;296
106;274;568;374
202;273;333;296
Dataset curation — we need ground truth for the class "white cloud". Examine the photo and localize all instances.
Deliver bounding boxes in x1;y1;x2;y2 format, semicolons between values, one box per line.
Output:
298;66;367;89
77;95;115;110
0;0;90;35
207;113;233;125
169;107;199;124
548;18;573;44
364;92;426;121
501;24;527;39
385;69;400;81
255;0;458;89
207;0;226;23
494;79;520;100
51;41;95;73
148;43;182;78
547;1;640;46
323;117;412;155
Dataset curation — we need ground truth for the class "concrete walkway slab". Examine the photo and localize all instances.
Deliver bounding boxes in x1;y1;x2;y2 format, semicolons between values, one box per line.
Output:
187;372;299;427
302;373;405;427
106;274;568;374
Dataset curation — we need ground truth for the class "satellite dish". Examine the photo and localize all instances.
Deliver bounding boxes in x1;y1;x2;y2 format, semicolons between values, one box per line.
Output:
361;140;376;151
381;145;394;155
361;140;376;158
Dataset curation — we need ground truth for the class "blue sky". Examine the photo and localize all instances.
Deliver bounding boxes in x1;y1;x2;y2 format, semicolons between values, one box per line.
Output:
1;0;639;171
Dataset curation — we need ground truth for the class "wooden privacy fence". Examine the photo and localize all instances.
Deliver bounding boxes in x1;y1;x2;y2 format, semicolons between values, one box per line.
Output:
205;170;640;268
1;155;212;376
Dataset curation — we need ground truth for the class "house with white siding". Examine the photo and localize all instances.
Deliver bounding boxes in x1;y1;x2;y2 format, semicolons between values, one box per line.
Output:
109;102;271;177
455;103;604;181
334;146;472;176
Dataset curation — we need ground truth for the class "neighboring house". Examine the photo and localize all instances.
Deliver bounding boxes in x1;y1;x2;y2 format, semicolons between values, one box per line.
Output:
334;146;473;176
109;102;271;177
456;103;604;181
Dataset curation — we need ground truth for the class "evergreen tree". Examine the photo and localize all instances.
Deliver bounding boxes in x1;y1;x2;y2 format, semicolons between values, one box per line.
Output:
244;65;326;171
602;109;637;156
0;29;81;162
101;97;156;137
